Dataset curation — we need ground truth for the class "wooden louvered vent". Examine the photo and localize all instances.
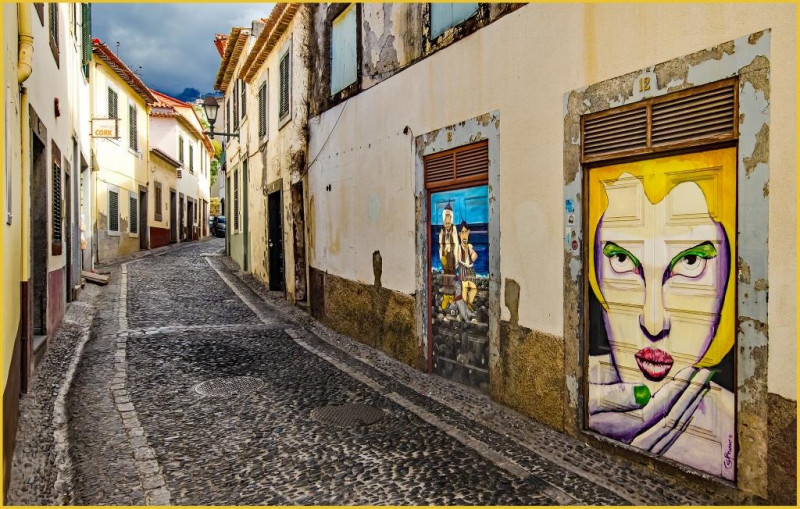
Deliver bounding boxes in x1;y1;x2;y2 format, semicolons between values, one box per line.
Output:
424;140;489;190
581;78;737;163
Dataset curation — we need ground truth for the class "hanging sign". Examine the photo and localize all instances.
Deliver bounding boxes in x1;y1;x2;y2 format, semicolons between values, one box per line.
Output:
92;118;118;138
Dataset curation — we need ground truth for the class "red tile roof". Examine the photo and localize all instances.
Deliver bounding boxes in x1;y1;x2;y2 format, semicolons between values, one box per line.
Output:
214;27;250;93
92;39;157;105
240;4;300;83
214;33;229;58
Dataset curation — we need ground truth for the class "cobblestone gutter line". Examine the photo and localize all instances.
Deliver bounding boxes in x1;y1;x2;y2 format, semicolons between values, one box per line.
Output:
208;257;577;506
113;261;171;505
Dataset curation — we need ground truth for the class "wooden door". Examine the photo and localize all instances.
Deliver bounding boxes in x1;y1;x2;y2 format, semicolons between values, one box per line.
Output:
586;148;736;480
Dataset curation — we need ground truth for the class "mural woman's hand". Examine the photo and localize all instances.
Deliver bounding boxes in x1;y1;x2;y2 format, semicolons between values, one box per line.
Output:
588;367;708;444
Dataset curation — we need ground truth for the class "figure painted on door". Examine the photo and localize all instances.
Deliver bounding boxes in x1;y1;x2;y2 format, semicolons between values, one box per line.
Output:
456;220;478;310
587;166;735;480
439;203;458;310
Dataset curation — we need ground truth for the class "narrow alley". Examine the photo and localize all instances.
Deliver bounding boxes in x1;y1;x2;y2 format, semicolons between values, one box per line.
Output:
8;239;717;505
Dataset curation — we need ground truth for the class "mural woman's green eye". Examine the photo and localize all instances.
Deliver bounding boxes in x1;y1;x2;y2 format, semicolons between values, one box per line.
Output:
667;242;717;279
603;242;641;275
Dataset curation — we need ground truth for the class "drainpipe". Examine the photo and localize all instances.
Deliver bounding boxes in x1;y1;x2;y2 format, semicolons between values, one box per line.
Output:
18;3;34;285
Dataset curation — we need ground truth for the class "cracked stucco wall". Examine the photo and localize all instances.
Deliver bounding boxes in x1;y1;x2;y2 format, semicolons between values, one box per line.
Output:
304;4;793;500
564;21;795;502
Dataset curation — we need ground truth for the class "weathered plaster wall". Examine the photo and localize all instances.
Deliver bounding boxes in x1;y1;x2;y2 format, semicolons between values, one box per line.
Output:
244;10;310;301
306;3;795;501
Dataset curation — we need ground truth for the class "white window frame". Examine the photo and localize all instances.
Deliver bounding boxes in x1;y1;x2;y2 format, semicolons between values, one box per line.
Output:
278;39;292;129
128;190;139;237
105;83;121;145
430;3;479;40
107;183;120;236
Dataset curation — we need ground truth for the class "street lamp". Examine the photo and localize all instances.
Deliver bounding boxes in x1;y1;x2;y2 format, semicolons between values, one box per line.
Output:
202;94;238;140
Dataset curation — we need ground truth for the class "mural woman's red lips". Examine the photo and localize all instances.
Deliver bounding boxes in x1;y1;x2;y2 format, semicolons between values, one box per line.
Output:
635;347;674;381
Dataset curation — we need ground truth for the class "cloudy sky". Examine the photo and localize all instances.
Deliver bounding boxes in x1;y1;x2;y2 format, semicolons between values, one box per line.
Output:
93;3;274;97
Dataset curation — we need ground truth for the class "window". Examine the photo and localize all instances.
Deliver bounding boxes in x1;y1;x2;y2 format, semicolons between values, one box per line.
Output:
279;49;291;121
49;3;59;65
108;187;119;233
226;98;231;135
34;3;44;24
233;169;240;232
154;181;162;221
179;137;184;164
240;80;246;119
81;4;91;78
189;144;194;173
233;81;240;132
331;4;357;94
108;87;118;119
258;81;267;138
128;104;138;151
52;158;62;248
430;3;478;39
129;193;138;235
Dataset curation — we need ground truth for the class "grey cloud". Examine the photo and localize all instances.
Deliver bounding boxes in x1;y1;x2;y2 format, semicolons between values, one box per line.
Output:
93;3;273;96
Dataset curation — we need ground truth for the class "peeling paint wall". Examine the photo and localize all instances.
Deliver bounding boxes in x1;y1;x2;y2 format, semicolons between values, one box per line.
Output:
564;20;795;502
240;9;311;302
303;3;794;501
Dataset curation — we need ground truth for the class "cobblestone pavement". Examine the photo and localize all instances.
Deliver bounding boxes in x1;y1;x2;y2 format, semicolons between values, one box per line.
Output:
9;238;728;505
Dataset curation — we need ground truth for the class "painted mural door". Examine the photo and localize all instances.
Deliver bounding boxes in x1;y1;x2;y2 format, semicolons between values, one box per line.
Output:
430;185;490;391
586;148;736;480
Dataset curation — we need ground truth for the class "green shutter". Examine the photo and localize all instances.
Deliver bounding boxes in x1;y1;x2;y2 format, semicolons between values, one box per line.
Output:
258;82;267;138
129;104;137;151
279;53;289;118
81;4;91;78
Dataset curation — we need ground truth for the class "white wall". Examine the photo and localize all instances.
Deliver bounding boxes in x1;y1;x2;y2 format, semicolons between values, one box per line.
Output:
308;3;797;399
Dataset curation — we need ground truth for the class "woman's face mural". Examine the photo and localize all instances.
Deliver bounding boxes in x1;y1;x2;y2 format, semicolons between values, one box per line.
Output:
586;149;737;481
596;174;730;394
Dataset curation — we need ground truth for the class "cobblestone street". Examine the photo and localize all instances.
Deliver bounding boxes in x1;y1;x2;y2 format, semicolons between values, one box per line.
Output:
8;239;725;505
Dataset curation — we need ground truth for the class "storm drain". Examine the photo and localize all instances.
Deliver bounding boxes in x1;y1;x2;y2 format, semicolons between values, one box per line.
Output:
311;403;385;428
194;376;265;397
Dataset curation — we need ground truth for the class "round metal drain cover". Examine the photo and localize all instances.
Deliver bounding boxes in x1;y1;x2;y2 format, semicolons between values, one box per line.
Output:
311;403;385;427
194;376;265;397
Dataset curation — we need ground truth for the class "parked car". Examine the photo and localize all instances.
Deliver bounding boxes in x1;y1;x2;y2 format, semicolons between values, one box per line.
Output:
211;216;226;238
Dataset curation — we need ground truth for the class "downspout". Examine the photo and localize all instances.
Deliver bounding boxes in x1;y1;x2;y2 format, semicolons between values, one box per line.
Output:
18;3;34;285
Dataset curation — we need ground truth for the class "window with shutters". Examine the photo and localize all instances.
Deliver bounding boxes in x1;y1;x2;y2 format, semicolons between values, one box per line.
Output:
430;3;479;39
233;169;240;232
108;87;118;119
128;104;138;152
129;193;139;235
233;80;239;132
154;181;162;221
52;159;62;251
178;136;184;165
240;80;246;119
423;140;489;191
49;3;59;66
226;98;231;135
81;4;91;78
189;144;194;173
258;81;267;139
331;4;357;95
108;186;120;234
279;48;291;123
580;78;738;164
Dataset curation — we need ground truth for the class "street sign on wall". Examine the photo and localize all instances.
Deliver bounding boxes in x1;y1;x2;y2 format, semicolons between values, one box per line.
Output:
92;118;118;138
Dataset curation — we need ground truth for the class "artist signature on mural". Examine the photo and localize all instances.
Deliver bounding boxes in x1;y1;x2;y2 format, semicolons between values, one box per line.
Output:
723;434;734;469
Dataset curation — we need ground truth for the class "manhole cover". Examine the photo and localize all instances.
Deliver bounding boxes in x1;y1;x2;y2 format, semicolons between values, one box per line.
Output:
194;376;265;397
311;403;385;427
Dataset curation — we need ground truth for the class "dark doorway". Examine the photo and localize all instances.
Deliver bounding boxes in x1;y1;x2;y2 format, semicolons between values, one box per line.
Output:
267;189;285;292
242;159;249;271
169;189;177;243
64;167;72;302
31;135;48;337
178;193;185;242
291;182;307;303
187;199;194;241
139;187;147;250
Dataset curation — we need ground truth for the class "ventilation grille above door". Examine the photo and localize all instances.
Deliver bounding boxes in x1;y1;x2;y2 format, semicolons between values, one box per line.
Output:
583;107;648;158
651;85;735;146
424;140;488;190
581;78;737;163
